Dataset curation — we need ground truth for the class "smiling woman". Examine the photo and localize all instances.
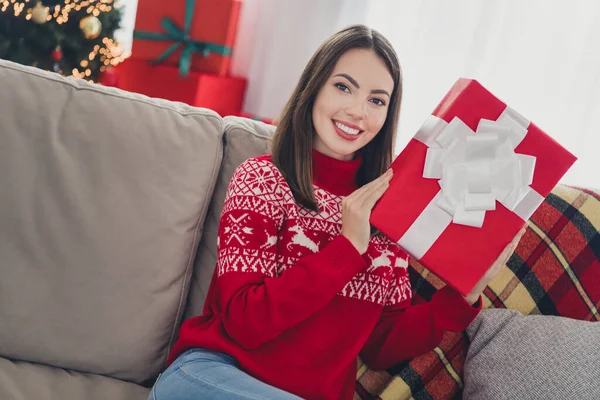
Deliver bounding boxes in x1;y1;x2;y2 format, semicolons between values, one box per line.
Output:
271;26;402;212
149;25;489;400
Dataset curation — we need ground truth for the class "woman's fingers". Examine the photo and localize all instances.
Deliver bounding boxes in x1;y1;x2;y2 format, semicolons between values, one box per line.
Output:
351;169;393;207
496;225;527;266
362;179;391;210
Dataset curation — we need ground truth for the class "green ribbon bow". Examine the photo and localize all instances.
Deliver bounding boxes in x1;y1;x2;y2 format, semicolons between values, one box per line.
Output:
133;0;232;77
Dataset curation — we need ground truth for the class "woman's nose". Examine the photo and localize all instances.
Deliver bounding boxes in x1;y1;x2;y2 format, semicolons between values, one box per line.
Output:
345;101;367;121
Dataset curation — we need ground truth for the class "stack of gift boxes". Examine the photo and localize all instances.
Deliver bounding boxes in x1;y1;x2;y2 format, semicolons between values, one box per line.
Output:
116;0;247;118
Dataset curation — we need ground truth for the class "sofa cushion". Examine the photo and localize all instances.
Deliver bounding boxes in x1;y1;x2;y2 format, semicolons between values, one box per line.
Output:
356;184;600;400
0;60;223;384
464;308;600;400
0;357;149;400
184;116;275;320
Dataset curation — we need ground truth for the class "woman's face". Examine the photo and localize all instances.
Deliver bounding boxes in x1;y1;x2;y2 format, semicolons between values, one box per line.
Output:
312;48;394;161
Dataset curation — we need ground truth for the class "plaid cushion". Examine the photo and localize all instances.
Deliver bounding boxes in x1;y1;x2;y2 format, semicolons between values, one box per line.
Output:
354;184;600;400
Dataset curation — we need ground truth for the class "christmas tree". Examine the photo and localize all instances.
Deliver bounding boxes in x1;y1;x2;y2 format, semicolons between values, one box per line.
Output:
0;0;127;83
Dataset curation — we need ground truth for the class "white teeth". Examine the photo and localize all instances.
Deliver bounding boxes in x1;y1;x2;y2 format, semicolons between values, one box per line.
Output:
335;121;360;135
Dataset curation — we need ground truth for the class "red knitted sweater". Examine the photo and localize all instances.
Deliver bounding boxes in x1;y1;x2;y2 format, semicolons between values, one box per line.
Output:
168;150;481;400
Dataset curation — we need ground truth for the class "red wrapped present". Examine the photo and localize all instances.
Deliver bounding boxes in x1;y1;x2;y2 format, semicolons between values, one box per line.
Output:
370;78;577;296
132;0;242;76
116;58;247;117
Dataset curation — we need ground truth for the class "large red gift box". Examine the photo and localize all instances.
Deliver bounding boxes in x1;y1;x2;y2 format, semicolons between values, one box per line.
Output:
371;79;577;296
132;0;242;76
116;58;247;117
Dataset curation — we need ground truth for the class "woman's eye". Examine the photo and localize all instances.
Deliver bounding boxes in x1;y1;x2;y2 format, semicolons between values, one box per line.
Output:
371;98;386;106
335;83;350;93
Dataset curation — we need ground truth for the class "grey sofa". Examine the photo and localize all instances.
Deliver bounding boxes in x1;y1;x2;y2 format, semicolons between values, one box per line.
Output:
0;59;274;399
3;58;600;400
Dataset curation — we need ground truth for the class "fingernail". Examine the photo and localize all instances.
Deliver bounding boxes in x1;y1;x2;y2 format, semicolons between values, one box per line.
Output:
387;169;393;175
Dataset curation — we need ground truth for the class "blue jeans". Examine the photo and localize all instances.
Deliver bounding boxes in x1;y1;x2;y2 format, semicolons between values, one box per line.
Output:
147;348;302;400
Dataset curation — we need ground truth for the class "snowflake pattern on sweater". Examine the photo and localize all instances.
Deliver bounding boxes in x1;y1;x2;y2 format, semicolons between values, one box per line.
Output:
217;156;411;307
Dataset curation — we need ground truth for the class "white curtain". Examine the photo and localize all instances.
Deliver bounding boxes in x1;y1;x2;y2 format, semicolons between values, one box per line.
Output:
233;0;599;188
114;0;139;55
363;0;600;188
116;0;598;188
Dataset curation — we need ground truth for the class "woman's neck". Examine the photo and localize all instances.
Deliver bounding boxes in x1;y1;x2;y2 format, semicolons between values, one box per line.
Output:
311;149;362;196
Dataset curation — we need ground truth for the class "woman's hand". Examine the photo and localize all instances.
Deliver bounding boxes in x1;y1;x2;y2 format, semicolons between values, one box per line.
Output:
341;169;393;254
463;224;528;305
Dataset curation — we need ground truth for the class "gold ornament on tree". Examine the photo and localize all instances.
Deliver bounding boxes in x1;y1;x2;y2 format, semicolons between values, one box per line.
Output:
31;2;49;24
79;16;102;40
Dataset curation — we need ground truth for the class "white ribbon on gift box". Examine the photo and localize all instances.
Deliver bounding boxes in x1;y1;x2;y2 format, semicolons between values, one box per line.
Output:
398;106;545;260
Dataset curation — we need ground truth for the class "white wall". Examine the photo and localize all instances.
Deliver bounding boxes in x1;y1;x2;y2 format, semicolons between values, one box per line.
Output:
230;0;370;119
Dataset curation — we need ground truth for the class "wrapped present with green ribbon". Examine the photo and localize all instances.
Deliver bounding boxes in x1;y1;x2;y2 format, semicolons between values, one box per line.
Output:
131;0;242;76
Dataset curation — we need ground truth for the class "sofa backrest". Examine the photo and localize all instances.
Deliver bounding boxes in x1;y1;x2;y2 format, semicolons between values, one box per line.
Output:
0;60;223;384
183;116;276;320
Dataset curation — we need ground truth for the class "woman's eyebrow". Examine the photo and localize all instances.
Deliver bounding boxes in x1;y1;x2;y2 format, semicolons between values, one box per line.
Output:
333;73;360;88
333;73;391;98
372;89;391;98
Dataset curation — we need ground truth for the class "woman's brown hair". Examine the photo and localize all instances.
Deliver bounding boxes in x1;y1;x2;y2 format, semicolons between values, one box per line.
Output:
270;24;403;211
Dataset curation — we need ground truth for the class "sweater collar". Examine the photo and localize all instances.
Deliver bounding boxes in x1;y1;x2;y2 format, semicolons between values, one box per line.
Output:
312;149;362;196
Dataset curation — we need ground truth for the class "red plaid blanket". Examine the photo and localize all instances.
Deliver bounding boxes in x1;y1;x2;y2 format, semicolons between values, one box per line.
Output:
354;184;600;400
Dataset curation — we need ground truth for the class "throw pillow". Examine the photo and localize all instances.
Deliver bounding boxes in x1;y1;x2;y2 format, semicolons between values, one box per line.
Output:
464;308;600;400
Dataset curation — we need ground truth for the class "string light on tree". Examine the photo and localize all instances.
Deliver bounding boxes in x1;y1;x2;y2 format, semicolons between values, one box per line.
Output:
11;1;25;17
6;0;117;24
1;0;124;84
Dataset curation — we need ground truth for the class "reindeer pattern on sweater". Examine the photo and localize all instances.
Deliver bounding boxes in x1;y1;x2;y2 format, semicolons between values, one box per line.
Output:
217;157;412;307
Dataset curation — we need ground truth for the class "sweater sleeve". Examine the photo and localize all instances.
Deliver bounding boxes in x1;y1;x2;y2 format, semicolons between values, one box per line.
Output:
213;158;367;350
360;246;482;371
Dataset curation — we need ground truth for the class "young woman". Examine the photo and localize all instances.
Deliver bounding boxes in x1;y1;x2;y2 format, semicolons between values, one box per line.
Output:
148;24;526;400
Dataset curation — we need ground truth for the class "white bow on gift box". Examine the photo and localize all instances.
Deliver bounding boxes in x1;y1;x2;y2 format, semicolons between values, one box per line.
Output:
397;107;547;260
420;109;537;229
